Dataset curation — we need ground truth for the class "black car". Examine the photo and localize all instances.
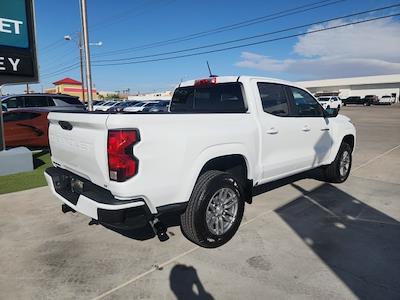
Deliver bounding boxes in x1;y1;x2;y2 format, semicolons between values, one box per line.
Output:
343;96;371;106
1;93;85;111
363;95;379;105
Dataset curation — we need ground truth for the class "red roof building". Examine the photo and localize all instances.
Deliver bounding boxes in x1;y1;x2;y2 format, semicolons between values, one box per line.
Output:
53;77;82;85
45;77;98;101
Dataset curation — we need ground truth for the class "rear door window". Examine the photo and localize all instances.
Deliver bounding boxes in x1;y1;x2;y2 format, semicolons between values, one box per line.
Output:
52;96;82;105
170;82;246;113
288;87;324;117
257;83;289;117
24;96;50;107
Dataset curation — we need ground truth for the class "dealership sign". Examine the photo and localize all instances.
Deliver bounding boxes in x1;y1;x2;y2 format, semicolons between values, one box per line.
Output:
0;0;38;84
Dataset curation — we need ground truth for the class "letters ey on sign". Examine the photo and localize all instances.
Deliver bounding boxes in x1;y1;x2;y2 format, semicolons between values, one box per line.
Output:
0;0;38;85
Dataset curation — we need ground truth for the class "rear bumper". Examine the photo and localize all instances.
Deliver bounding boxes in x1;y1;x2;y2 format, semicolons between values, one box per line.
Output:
44;167;152;228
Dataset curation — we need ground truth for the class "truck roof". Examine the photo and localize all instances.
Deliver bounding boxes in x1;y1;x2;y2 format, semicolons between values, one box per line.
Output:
178;75;306;91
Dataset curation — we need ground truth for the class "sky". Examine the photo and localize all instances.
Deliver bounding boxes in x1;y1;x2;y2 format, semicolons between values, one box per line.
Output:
3;0;400;94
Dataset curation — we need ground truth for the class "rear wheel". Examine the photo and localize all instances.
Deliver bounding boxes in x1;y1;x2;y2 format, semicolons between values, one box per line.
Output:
180;170;245;248
323;142;352;183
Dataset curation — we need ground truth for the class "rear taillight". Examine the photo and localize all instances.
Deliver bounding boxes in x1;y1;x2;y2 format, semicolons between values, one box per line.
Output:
107;129;139;182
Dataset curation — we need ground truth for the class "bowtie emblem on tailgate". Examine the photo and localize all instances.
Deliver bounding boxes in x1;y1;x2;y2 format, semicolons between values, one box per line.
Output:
59;121;73;131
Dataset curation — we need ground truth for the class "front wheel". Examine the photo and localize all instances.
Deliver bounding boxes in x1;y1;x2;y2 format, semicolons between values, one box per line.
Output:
180;170;245;248
323;142;352;183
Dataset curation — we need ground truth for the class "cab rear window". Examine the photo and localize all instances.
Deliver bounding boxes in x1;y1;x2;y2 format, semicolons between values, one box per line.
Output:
170;83;246;113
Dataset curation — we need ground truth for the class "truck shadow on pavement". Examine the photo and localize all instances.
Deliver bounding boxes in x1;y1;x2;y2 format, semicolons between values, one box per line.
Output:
103;168;400;299
275;182;400;299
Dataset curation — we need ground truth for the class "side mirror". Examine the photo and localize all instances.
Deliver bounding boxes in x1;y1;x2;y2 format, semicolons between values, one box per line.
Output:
324;107;338;118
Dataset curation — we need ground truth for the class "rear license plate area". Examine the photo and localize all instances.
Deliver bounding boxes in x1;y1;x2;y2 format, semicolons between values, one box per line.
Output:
71;177;84;194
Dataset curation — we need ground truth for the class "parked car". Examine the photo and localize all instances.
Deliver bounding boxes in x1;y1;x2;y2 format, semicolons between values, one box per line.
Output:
1;94;85;111
123;101;160;112
142;101;170;112
317;96;342;110
3;109;49;148
93;101;119;112
93;101;107;110
45;76;356;248
343;96;371;106
377;95;393;105
363;95;379;105
108;101;141;112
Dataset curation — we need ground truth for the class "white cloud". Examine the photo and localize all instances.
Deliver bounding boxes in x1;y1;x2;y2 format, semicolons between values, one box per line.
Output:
236;17;400;79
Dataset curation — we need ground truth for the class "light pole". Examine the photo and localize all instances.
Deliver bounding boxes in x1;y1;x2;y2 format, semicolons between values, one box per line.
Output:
79;0;94;111
64;34;102;103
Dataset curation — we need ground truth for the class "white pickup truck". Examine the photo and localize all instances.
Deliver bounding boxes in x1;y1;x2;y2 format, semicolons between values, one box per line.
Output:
45;76;356;248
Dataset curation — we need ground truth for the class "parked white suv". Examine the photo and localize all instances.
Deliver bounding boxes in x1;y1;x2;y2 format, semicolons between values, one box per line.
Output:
317;96;342;110
45;76;356;248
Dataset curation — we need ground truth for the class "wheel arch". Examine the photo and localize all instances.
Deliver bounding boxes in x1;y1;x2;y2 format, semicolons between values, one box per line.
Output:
342;134;355;151
199;154;253;204
183;144;255;205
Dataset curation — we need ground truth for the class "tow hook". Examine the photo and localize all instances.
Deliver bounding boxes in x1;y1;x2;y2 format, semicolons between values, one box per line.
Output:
61;204;76;214
150;218;169;242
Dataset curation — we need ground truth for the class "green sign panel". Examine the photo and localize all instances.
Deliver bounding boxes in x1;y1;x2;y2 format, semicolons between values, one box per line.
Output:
0;0;29;48
0;0;38;85
0;0;38;151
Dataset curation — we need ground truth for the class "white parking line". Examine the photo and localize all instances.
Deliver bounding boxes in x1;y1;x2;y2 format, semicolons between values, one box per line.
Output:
353;144;400;172
92;207;277;300
92;144;400;299
91;246;200;300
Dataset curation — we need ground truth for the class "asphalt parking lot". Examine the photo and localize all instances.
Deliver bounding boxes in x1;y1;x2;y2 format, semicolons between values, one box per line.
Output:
1;104;399;299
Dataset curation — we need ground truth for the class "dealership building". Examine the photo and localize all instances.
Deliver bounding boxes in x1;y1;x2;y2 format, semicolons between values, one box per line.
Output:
296;74;400;102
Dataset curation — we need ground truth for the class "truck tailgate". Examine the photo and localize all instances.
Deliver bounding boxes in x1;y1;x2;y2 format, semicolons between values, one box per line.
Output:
48;112;110;187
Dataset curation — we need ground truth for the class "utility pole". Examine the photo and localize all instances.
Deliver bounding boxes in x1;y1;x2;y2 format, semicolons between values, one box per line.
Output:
79;0;94;111
78;32;86;102
26;83;29;94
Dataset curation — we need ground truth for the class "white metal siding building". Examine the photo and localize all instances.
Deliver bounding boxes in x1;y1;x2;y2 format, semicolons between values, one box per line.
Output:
296;74;400;102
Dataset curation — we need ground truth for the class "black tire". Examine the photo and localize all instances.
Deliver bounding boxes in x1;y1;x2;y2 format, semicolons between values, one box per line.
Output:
338;105;341;111
323;142;352;183
180;170;245;248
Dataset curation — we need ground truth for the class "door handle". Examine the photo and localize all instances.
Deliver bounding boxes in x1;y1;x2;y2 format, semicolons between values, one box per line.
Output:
266;127;279;134
301;125;311;132
321;128;330;131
